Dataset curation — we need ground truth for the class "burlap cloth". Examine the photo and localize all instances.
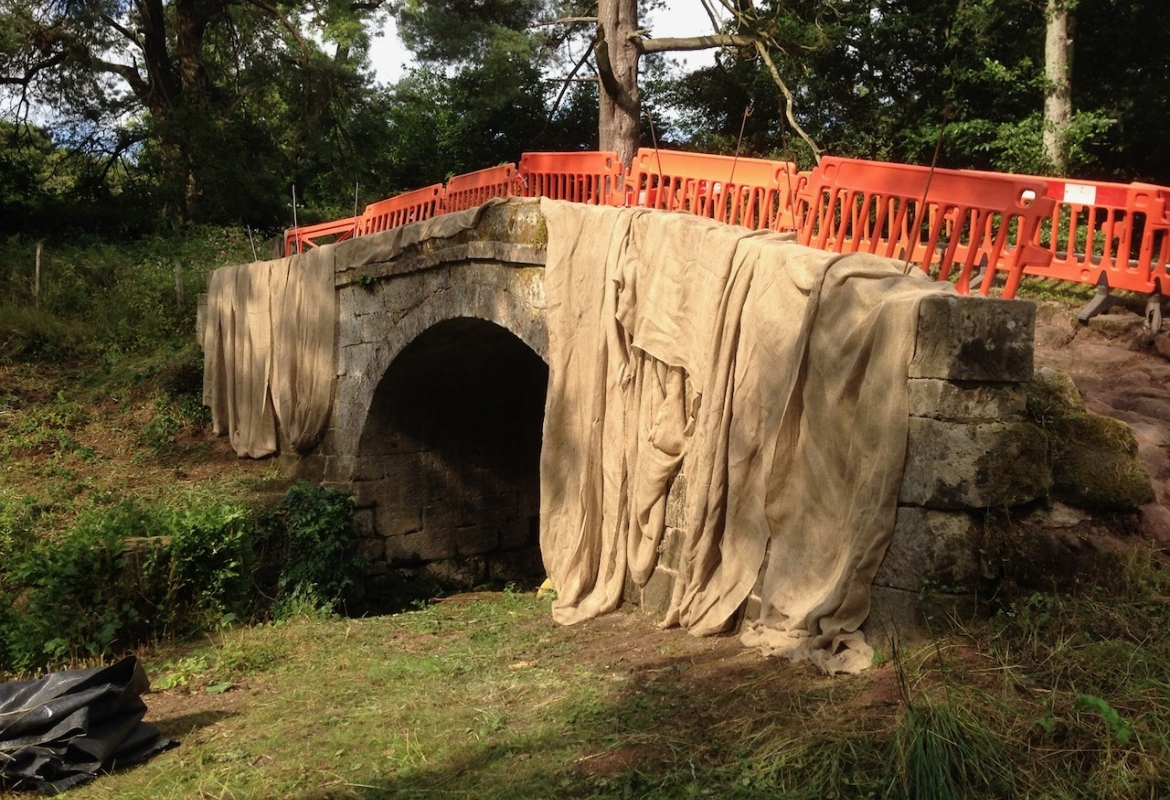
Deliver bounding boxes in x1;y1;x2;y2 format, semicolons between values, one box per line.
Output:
538;199;953;673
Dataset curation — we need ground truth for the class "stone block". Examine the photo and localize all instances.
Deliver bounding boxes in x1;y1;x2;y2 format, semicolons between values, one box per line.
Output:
665;473;687;530
907;379;1026;421
357;536;385;563
352;508;376;537
293;454;326;483
658;526;684;571
322;454;357;483
909;294;1035;382
488;547;545;582
338;342;375;380
359;312;392;344
499;516;535;550
455;525;498;556
423;502;463;530
899;417;1052;509
863;585;978;649
352;461;427;505
421;557;486;588
375;502;422;537
384;528;456;564
639;567;676;617
338;315;361;347
874;507;983;592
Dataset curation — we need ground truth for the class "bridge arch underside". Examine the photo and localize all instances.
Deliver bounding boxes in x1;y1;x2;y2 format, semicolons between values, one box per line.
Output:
352;317;549;591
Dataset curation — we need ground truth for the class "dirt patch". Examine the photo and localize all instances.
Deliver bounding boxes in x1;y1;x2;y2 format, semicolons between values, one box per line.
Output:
1032;303;1170;547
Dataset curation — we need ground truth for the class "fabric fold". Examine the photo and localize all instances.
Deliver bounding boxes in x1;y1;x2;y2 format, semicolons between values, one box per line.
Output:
538;198;952;671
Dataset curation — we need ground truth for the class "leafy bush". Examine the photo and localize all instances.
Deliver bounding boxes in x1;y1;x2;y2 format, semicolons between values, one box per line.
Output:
255;482;363;616
0;483;359;675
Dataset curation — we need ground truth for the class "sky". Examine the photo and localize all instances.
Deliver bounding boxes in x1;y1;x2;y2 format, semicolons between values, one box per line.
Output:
367;0;727;85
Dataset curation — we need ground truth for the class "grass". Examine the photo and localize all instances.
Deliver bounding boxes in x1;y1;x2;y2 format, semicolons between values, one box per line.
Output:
0;562;1160;800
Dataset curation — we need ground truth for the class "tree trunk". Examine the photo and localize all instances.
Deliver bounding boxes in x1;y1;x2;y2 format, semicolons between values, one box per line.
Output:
1043;0;1073;174
596;0;640;167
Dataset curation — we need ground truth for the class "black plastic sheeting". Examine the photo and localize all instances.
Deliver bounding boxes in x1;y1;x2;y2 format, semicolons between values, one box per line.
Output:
0;656;177;794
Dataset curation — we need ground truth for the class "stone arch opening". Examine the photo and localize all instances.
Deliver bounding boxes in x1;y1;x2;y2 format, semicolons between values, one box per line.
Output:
354;317;548;592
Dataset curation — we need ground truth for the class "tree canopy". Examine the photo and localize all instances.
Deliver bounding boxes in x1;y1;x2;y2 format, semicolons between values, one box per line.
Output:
0;0;1166;235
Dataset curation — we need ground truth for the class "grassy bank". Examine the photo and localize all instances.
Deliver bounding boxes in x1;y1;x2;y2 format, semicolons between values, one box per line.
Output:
28;570;1170;800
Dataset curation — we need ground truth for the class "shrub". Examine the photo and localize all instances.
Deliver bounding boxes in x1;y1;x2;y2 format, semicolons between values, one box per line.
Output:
0;483;359;675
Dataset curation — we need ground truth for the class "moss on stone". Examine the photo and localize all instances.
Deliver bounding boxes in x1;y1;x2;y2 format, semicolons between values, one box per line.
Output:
974;423;1053;508
1023;367;1154;512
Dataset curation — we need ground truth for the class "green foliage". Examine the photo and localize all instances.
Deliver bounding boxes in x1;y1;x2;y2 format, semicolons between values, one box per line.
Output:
256;482;363;616
889;701;1006;800
0;483;359;676
0;227;256;362
1075;694;1134;746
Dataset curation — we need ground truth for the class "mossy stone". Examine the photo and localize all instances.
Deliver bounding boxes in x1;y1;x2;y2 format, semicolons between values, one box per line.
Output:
1024;367;1154;512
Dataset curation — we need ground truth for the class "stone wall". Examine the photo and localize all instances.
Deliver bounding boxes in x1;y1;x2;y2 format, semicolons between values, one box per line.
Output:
304;201;551;590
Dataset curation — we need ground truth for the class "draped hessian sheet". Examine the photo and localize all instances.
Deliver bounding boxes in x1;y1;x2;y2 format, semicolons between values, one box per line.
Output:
202;247;334;457
538;199;953;673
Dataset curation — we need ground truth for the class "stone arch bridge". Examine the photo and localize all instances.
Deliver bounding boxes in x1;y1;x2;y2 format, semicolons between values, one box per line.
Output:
201;198;1060;646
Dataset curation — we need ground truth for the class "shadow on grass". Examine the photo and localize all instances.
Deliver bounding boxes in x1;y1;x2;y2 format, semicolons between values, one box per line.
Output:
282;645;895;800
151;709;238;740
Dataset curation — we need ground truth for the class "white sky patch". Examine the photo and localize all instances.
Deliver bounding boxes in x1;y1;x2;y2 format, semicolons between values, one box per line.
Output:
367;0;724;85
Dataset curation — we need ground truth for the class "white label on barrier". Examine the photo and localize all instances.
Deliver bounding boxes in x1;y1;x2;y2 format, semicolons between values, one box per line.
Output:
1064;183;1097;205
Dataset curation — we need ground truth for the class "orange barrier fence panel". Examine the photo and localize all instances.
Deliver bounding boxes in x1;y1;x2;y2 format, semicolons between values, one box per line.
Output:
360;184;445;235
442;164;520;213
1016;177;1170;295
795;157;1055;299
284;216;360;256
518;151;624;204
624;148;801;231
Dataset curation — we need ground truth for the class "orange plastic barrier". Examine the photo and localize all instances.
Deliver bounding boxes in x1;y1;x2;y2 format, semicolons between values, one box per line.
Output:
794;157;1055;299
624;148;801;231
1020;177;1170;295
442;164;520;213
518;151;624;204
284;217;359;256
360;184;444;235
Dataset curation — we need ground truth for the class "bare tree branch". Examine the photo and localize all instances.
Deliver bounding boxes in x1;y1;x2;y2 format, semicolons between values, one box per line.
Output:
0;50;67;87
634;34;753;54
529;17;598;28
752;39;823;162
101;13;142;48
90;57;149;96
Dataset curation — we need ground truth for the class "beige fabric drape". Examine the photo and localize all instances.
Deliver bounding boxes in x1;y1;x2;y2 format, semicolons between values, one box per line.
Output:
202;260;279;458
270;247;336;453
203;249;336;458
539;199;951;672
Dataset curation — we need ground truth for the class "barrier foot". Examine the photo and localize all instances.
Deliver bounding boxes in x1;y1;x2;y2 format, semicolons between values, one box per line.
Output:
966;254;991;293
1077;275;1116;324
1146;289;1163;332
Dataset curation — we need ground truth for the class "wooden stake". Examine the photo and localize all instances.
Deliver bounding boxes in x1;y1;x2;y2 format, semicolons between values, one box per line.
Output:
173;258;184;311
34;242;42;308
